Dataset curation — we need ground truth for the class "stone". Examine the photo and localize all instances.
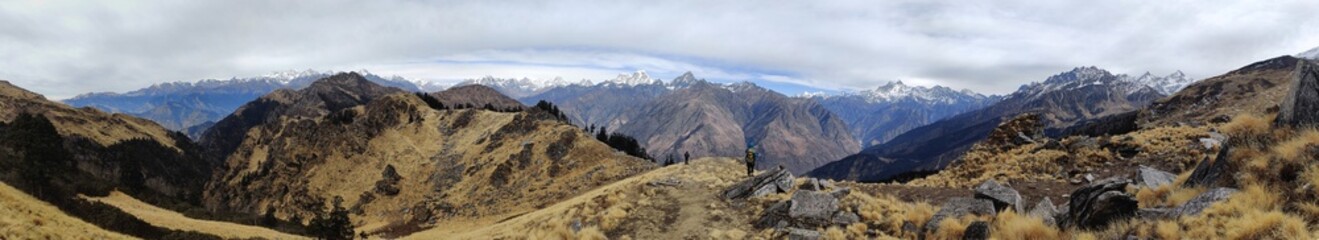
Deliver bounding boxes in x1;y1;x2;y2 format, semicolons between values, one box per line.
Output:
1199;138;1222;150
1174;188;1238;216
788;191;840;228
784;228;821;240
924;197;997;233
1136;208;1173;219
819;179;835;189
831;211;860;226
754;201;792;229
1061;178;1138;230
974;180;1023;213
723;168;795;200
1274;60;1319;129
829;187;851;199
1183;145;1233;188
1028;197;1059;227
1134;166;1177;189
962;221;990;240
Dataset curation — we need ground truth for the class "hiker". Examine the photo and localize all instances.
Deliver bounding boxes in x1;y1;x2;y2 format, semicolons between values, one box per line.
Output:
684;151;690;165
745;145;757;176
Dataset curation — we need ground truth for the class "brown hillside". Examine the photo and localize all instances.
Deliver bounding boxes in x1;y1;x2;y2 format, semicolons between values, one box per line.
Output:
203;84;653;237
430;84;525;110
1138;56;1299;128
0;181;134;240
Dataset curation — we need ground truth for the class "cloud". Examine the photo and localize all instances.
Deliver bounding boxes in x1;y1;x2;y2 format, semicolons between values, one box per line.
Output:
1;0;1318;99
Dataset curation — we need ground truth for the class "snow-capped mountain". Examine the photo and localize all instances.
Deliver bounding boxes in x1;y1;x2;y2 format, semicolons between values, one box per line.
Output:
828;80;993;105
1013;66;1190;99
1130;71;1194;95
1297;46;1319;60
811;81;999;147
602;70;661;86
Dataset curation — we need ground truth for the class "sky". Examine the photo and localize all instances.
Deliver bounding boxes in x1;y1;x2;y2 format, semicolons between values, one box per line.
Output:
2;0;1318;99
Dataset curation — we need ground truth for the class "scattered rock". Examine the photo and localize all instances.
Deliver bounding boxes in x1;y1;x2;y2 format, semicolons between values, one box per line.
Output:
755;201;792;229
1042;139;1065;150
1084;173;1096;183
901;221;920;236
819;179;835;189
374;165;403;196
1028;197;1059;226
1061;178;1138;229
974;180;1023;213
1274;59;1319;129
784;228;821;240
924;197;997;233
1174;188;1238;216
1134;166;1176;189
788;191;840;227
1183;145;1233;188
962;221;990;240
723;168;795;200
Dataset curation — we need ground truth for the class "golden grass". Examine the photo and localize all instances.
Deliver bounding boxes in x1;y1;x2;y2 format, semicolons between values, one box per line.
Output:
0;182;135;240
990;211;1064;239
86;191;307;240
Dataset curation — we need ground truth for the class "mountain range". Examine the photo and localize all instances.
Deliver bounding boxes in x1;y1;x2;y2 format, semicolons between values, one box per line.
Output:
808;66;1174;182
63;70;429;135
810;81;1000;147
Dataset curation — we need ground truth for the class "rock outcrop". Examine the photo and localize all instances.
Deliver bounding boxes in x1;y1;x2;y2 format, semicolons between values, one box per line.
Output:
723;168;795;200
1061;178;1138;229
1183;144;1234;188
1134;166;1176;189
1029;197;1060;226
973;180;1023;213
1173;188;1238;216
1274;60;1319;129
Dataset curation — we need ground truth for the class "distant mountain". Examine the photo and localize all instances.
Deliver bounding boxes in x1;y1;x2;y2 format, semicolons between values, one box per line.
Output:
502;72;856;174
808;66;1167;182
810;81;1000;147
1130;71;1195;95
63;70;424;136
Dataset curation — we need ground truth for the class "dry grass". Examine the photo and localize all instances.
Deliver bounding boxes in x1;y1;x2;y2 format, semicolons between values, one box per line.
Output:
991;210;1064;239
86;191;307;239
0;182;135;240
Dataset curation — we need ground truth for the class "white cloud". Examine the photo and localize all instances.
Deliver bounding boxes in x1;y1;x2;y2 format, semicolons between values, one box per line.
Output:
0;0;1317;99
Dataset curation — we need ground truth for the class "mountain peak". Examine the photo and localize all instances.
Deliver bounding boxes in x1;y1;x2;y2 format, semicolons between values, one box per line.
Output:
1297;46;1319;60
605;70;657;86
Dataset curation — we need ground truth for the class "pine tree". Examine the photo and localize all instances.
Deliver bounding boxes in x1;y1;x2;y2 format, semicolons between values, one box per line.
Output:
309;196;353;240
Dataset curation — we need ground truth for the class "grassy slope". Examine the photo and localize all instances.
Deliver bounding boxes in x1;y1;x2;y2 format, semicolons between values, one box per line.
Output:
405;158;764;239
0;182;135;240
86;191;307;240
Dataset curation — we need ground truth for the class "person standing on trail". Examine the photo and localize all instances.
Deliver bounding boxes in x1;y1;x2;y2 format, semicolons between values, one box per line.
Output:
744;145;757;176
684;151;690;165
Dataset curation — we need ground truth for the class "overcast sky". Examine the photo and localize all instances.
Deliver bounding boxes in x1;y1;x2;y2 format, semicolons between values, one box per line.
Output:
2;0;1318;99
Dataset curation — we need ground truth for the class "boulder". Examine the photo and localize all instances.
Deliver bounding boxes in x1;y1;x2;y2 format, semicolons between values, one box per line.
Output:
1274;60;1319;129
788;191;840;227
1174;188;1238;216
1134;166;1176;189
1183;145;1233;188
1028;197;1059;226
831;211;860;226
723;168;795;200
829;187;851;199
755;201;792;229
784;228;821;240
973;180;1023;213
924;197;997;233
962;221;991;240
1061;178;1138;229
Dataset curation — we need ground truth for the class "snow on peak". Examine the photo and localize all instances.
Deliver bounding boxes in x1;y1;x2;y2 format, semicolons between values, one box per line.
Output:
1129;70;1194;95
262;69;329;83
844;80;984;104
604;70;659;86
1013;66;1196;99
1297;46;1319;60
